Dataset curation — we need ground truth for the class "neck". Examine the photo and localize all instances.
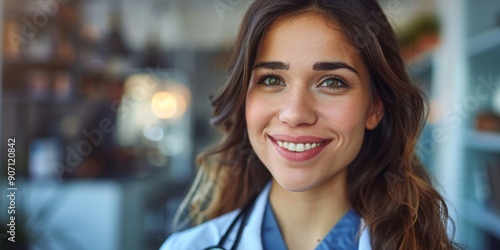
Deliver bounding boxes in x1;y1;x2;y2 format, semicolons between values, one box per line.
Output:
269;175;350;250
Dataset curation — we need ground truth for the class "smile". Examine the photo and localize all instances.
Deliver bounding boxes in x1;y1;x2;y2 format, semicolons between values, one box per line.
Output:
276;141;323;152
269;135;331;162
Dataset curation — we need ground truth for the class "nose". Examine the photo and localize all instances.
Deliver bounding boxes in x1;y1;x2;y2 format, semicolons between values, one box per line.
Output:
278;88;318;127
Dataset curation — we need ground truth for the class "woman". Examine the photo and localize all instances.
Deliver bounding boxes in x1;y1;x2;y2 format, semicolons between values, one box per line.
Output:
161;0;460;249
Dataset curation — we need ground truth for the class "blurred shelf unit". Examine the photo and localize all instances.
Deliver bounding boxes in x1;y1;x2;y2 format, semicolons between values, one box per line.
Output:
405;1;500;248
465;130;500;242
2;0;81;100
1;0;83;176
466;40;500;250
463;202;500;239
462;1;500;248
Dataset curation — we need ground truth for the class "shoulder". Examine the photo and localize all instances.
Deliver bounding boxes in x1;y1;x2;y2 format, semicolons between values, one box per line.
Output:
160;182;272;250
159;210;240;250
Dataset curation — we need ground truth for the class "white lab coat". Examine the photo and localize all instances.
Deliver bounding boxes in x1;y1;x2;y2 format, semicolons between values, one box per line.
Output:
160;183;372;250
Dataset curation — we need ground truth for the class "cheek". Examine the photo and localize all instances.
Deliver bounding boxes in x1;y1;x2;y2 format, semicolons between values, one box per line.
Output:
245;91;271;138
322;98;369;134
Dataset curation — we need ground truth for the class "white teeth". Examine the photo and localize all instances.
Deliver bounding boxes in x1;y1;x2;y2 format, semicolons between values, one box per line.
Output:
276;141;323;152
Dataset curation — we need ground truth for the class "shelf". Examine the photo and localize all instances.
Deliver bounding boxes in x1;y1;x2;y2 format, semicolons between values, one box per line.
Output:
464;201;500;239
468;27;500;57
1;98;79;105
4;61;76;72
466;130;500;153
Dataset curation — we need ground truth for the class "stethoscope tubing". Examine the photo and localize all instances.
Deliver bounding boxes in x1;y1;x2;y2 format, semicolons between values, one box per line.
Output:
203;195;258;250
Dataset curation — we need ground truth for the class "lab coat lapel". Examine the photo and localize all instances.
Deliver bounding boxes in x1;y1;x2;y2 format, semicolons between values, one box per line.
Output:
238;182;271;250
224;182;271;250
359;220;372;250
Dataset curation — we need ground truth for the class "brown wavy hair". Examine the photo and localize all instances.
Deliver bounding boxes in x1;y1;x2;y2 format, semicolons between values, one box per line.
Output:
174;0;461;249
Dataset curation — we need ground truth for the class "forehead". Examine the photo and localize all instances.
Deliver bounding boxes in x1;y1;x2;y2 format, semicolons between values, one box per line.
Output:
256;13;366;73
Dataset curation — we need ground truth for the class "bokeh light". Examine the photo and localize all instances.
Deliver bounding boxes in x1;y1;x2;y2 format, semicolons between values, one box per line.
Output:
151;91;177;119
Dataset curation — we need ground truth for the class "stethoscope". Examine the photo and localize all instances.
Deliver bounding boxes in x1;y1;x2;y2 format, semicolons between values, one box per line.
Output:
203;195;258;250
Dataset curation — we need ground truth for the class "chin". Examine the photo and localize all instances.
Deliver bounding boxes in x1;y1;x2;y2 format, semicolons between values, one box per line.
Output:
273;173;322;192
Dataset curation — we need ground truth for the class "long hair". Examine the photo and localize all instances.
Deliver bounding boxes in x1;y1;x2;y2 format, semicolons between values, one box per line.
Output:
175;0;460;249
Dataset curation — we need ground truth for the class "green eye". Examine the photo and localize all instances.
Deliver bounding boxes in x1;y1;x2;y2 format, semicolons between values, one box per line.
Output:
263;76;282;85
322;78;344;87
319;77;350;93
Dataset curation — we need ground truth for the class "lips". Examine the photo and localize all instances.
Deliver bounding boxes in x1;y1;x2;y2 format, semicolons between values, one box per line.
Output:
269;134;331;162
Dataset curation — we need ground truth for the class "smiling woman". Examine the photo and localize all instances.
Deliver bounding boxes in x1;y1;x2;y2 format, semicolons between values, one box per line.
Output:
246;14;381;198
160;0;462;250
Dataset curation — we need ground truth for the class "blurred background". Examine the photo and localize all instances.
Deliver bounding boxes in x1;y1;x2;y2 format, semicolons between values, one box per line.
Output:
0;0;499;249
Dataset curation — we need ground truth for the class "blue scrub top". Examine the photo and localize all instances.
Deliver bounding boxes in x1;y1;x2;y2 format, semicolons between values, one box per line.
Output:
261;198;361;250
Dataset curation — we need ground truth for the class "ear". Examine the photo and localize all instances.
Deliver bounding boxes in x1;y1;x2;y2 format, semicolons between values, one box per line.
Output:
365;95;384;130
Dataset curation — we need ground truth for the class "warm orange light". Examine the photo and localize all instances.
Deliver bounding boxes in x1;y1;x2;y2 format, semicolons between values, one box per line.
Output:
172;93;187;118
151;92;177;119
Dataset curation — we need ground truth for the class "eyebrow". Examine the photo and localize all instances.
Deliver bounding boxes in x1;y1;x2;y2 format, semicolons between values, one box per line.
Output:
253;61;290;70
253;60;358;75
313;61;359;75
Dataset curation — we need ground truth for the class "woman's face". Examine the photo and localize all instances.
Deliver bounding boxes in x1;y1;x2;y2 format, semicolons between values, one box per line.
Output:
246;13;383;192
